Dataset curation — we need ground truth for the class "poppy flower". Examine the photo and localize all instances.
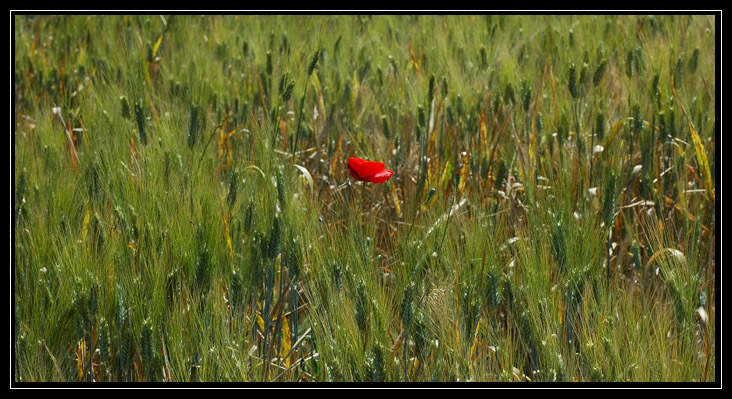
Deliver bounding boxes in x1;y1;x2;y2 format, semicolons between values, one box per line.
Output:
347;157;394;184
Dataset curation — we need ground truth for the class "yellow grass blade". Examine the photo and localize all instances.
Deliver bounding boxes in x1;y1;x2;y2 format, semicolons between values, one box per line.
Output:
76;338;86;381
257;313;265;333
222;209;234;267
458;152;470;195
245;164;267;180
441;158;453;191
81;204;91;243
408;38;420;75
350;71;359;111
671;72;713;204
391;183;402;218
152;34;163;58
280;317;291;367
470;316;481;362
688;122;714;203
480;110;488;157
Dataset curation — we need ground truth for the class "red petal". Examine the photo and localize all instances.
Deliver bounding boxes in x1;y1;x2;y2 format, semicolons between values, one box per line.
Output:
347;163;363;180
368;168;394;184
348;158;385;181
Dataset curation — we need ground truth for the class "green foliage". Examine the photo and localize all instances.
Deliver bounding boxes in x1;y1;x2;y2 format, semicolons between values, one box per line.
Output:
13;14;715;383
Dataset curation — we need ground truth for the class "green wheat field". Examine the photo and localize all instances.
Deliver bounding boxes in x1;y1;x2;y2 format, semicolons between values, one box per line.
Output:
13;14;717;383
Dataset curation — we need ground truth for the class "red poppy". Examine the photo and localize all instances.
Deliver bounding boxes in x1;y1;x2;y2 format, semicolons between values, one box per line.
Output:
347;157;394;184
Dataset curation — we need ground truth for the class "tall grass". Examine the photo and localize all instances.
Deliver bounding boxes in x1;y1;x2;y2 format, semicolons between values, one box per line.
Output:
13;14;716;382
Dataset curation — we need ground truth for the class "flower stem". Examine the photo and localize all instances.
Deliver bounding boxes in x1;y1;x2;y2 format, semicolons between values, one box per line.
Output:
358;183;365;228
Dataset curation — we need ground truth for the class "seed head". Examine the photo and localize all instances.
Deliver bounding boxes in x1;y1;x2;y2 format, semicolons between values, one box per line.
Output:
307;50;320;76
568;63;578;98
593;59;607;87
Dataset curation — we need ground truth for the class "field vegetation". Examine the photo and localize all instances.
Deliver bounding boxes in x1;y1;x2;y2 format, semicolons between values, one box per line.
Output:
13;14;716;382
